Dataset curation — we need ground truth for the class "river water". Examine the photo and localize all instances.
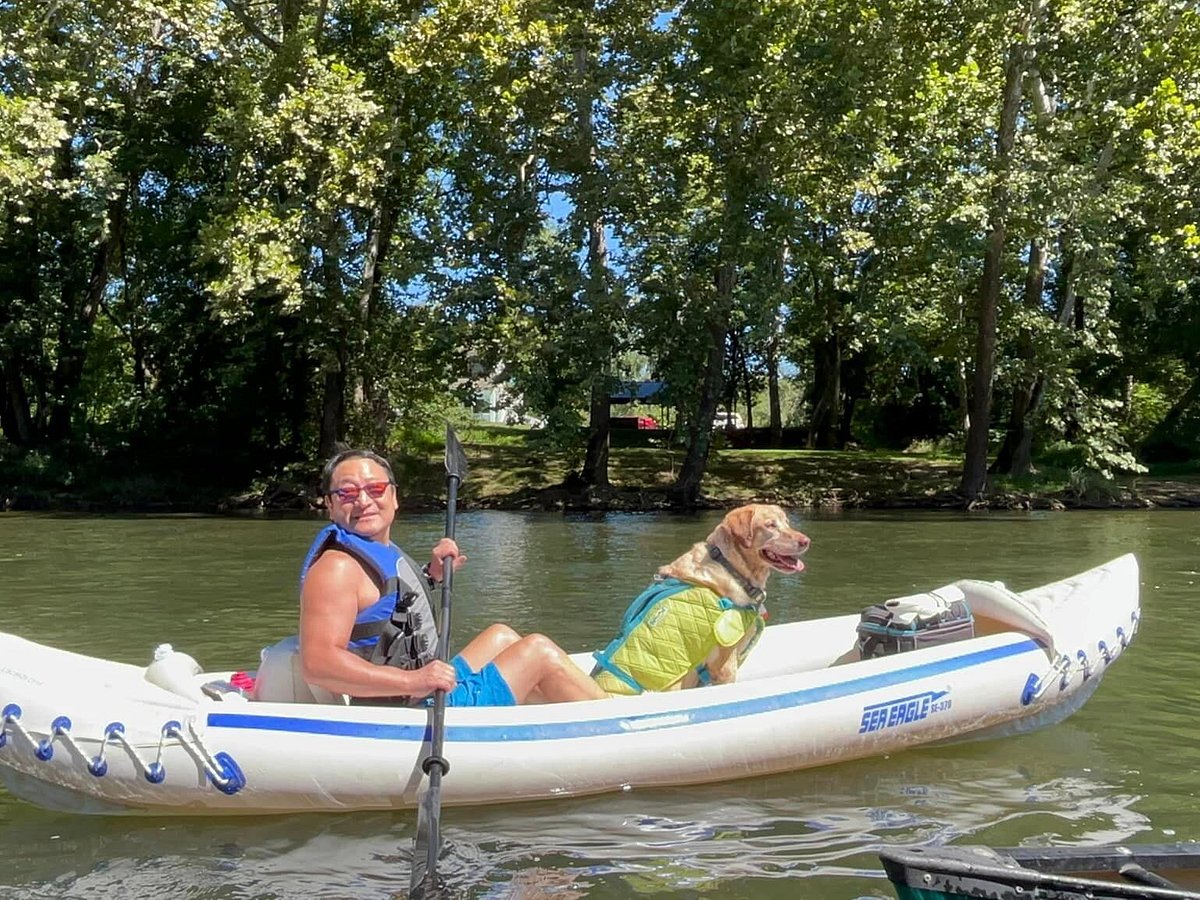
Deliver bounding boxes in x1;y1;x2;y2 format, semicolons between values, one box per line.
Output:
0;509;1197;899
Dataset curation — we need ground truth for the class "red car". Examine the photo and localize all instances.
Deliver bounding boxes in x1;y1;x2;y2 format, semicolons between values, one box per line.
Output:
611;415;660;430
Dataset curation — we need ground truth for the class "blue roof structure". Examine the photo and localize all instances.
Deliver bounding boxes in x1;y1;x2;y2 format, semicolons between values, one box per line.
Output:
609;380;667;404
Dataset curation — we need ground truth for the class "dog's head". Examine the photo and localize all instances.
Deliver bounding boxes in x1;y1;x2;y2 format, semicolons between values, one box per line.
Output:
712;503;810;575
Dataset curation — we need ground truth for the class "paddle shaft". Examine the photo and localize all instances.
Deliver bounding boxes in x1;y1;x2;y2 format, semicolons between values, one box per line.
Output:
417;468;461;893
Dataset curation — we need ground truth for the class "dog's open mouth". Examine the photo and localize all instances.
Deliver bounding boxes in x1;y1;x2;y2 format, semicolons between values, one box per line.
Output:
761;548;805;573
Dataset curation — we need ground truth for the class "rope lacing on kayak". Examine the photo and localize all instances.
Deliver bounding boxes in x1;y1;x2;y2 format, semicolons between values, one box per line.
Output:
0;705;245;795
1021;608;1140;705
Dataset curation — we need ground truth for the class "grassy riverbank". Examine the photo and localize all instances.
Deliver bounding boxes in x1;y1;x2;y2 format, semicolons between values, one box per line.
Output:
371;425;1200;513
4;424;1200;513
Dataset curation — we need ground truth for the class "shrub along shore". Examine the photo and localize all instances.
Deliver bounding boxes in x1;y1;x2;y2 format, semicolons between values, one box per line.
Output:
5;428;1198;514
7;446;1190;518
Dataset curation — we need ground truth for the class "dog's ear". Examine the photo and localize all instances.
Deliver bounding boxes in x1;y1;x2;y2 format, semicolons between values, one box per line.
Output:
724;505;757;549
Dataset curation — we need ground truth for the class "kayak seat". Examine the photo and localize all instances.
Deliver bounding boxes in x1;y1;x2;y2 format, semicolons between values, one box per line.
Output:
251;635;348;705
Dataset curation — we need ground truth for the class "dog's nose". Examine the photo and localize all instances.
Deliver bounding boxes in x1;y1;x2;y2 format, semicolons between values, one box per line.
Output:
797;532;812;551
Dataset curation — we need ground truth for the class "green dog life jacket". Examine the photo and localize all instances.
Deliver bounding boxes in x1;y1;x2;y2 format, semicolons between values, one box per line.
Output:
591;577;766;695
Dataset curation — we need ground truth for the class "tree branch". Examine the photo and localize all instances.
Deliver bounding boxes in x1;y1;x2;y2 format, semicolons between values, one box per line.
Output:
222;0;280;51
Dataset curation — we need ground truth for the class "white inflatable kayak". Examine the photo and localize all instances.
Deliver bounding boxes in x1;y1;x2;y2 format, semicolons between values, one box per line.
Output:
0;554;1140;815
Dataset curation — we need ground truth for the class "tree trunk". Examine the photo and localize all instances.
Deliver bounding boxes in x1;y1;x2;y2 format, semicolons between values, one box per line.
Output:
837;352;867;449
766;238;787;447
354;202;397;440
319;362;345;459
805;269;845;450
580;377;611;488
46;190;126;442
574;38;616;489
724;330;741;414
1010;375;1045;475
0;357;36;446
1145;373;1200;451
956;361;970;433
993;238;1048;476
1057;249;1077;327
0;201;40;446
318;215;350;456
960;225;1006;497
278;0;302;37
961;10;1040;498
766;337;782;448
286;322;310;457
672;263;734;506
807;332;841;450
741;339;754;430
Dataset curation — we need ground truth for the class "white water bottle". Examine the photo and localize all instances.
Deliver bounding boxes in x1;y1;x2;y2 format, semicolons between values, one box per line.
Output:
144;643;204;701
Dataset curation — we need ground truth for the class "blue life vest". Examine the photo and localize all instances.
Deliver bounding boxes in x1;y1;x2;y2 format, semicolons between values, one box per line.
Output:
300;524;440;686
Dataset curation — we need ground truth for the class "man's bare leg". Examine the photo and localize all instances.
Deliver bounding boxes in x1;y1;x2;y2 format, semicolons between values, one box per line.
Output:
456;623;521;671
493;634;608;703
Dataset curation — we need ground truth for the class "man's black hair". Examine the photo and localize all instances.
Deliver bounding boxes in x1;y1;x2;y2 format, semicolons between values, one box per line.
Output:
321;448;396;493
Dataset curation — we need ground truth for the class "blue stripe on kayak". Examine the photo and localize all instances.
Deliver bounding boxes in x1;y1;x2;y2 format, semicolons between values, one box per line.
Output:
207;638;1041;742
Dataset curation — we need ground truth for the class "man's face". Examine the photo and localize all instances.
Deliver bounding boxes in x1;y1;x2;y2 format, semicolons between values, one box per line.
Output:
326;457;397;542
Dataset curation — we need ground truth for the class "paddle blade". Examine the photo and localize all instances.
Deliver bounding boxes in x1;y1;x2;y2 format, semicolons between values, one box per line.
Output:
410;779;444;899
444;425;469;484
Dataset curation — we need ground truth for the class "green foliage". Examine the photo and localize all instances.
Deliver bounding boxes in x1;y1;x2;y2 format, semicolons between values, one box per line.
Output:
1064;467;1123;505
523;404;588;473
387;399;475;458
1125;381;1178;447
0;447;63;492
1036;441;1089;470
1146;459;1200;476
1;0;1197;507
1142;399;1200;462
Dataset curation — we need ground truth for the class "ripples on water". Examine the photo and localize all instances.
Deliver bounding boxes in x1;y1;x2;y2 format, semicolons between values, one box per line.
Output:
0;728;1158;899
0;510;1196;898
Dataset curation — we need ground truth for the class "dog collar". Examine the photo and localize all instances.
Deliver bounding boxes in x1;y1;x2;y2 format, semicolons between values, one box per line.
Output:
706;544;765;602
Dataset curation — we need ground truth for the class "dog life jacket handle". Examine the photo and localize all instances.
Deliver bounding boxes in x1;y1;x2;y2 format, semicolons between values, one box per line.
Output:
706;545;765;602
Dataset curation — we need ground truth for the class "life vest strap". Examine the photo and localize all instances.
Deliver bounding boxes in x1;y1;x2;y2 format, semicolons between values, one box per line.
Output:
590;652;645;694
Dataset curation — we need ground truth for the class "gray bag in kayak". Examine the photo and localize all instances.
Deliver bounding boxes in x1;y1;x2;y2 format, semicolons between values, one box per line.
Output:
856;585;974;659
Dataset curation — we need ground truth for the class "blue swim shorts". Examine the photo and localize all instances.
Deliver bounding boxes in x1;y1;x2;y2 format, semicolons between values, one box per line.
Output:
439;655;516;708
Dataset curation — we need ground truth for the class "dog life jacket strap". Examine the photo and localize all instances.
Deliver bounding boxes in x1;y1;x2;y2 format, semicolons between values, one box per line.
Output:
591;654;646;694
705;545;765;602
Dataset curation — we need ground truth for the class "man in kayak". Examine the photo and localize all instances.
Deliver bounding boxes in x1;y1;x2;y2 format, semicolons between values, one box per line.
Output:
299;448;609;707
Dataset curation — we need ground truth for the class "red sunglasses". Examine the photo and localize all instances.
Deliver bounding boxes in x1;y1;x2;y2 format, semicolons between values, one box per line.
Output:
328;481;394;503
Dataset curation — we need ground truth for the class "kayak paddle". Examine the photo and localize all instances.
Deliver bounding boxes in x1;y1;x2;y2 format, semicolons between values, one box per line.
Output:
410;424;469;899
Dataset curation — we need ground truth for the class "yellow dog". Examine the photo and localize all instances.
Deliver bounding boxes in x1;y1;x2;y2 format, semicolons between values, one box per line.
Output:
592;504;810;694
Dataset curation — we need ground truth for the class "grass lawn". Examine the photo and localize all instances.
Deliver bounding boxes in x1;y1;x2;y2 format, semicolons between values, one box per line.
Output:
391;425;1200;511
